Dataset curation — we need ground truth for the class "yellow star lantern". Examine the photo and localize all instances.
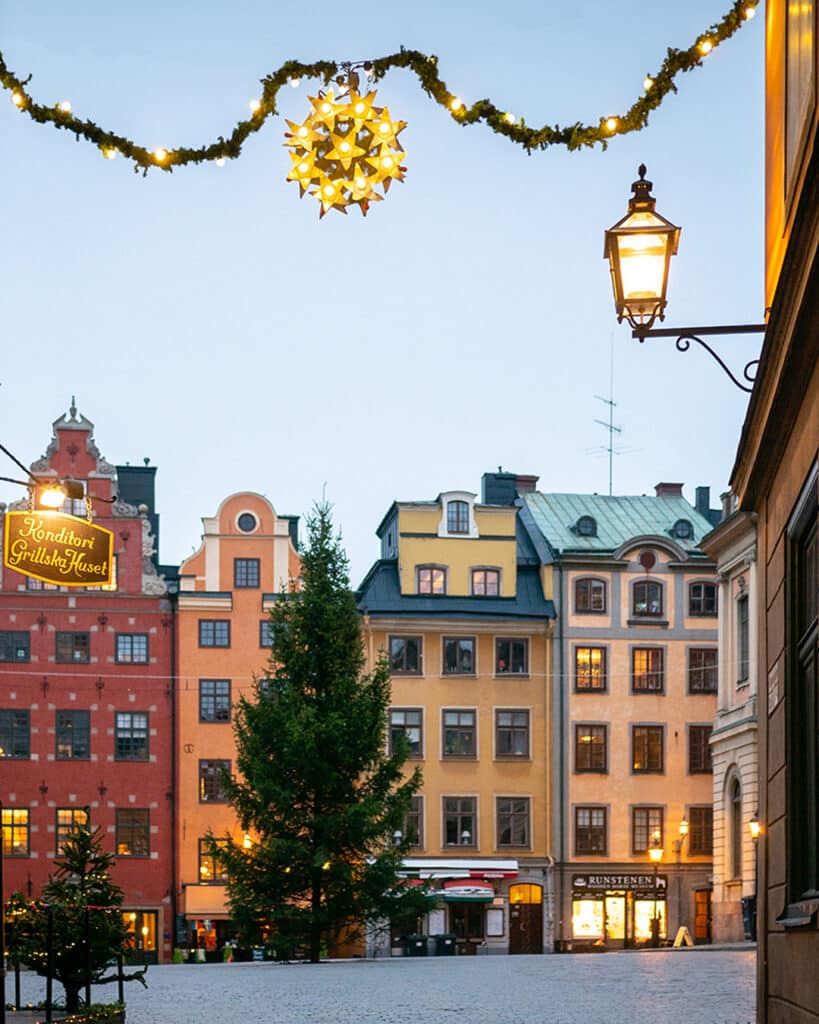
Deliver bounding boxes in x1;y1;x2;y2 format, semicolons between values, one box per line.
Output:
284;83;407;218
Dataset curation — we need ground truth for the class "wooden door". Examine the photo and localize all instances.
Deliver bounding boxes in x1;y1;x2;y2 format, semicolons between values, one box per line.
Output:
694;889;712;944
509;883;543;955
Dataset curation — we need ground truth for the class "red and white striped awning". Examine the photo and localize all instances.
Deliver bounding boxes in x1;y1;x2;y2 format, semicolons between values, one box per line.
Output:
441;879;496;903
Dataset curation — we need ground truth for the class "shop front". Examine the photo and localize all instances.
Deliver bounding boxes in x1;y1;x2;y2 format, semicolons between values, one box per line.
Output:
571;872;667;949
122;909;159;965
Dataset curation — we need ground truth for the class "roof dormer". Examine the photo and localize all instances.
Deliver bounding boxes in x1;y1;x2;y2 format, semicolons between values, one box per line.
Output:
437;491;479;539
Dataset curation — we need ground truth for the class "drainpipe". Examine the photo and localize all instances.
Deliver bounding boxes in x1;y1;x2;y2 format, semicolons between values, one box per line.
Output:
169;594;178;959
555;563;566;949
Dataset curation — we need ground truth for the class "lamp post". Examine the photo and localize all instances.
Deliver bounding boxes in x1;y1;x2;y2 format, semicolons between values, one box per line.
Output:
604;167;765;392
749;812;761;941
648;832;664;948
675;817;689;933
1;801;6;1024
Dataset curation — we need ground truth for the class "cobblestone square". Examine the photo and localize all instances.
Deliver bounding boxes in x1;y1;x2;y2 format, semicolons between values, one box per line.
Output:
16;949;755;1024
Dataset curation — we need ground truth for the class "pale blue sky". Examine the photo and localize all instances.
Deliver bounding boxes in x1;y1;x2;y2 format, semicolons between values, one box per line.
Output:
0;2;763;583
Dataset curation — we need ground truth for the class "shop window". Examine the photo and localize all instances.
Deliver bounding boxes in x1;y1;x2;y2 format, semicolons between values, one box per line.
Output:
632;807;664;853
115;712;149;761
497;797;530;848
688;649;718;694
0;631;30;662
447;500;469;535
56;710;90;760
634;900;666;943
199;759;231;803
389;708;423;758
632;648;664;693
115;633;148;664
0;709;30;759
572;899;604;941
689;581;718;616
122;910;157;961
442;709;476;758
471;568;500;596
199;620;230;648
116;809;149;857
56;631;90;663
575;647;607;691
404;795;424;848
389;636;422;675
495;709;530;758
234;558;260;588
2;808;30;856
633;580;663;617
575;724;607;773
198;838;229;884
200;680;231;723
575;806;607;855
689;805;714;857
443;637;475;675
688;725;713;774
416;566;446;595
632;726;664;773
575;577;606;613
495;637;528;675
451;902;484;940
444;796;476;847
56;807;89;853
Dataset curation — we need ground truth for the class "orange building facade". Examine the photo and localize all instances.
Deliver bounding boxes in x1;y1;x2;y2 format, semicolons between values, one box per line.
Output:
175;492;299;955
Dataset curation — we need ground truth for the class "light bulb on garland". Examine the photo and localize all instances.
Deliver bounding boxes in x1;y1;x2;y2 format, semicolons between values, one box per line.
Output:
284;82;407;218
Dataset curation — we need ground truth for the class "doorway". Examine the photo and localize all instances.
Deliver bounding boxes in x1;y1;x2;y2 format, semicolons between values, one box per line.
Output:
122;909;158;965
694;890;712;944
509;883;543;954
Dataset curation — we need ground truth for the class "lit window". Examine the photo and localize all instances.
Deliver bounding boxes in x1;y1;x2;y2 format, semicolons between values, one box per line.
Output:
2;808;30;857
575;647;607;691
56;808;89;853
575;724;607;772
417;566;446;595
632;648;664;692
632;807;663;853
198;838;229;884
116;809;149;857
632;725;664;772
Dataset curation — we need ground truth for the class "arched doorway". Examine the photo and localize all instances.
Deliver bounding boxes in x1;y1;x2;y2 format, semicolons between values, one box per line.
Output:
509;883;543;954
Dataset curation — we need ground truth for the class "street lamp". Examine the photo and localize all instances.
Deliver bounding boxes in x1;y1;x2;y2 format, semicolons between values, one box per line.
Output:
749;812;762;941
675;817;689;932
604;167;766;393
648;831;664;948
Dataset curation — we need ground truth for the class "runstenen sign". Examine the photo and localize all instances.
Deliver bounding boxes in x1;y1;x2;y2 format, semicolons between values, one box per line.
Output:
3;510;114;587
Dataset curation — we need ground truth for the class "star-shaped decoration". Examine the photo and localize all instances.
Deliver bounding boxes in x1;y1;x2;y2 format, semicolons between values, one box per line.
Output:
324;129;367;171
283;118;321;151
286;150;319;194
308;90;341;131
347;90;379;130
370;107;407;150
311;174;349;217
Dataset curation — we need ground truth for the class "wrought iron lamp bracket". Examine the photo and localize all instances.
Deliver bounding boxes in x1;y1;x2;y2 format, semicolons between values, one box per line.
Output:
631;324;766;393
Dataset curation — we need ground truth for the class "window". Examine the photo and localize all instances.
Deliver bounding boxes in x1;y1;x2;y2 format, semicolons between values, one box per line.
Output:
56;808;89;853
56;710;90;760
2;808;30;857
444;796;476;846
729;779;742;876
116;809;149;857
575;577;606;613
199;620;230;647
389;709;422;758
497;797;530;848
115;633;148;664
404;795;424;848
633;580;663;617
672;518;693;540
56;631;90;663
689;581;718;616
688;649;718;694
443;637;475;675
576;515;597;537
0;709;30;759
234;558;260;588
632;648;664;693
237;512;257;533
260;620;273;648
471;568;500;596
575;806;607;855
200;680;231;723
688;725;713;773
495;637;528;675
447;500;469;534
689;806;713;857
115;712;149;760
198;838;229;883
443;710;476;758
417;566;446;595
389;636;422;675
575;647;607;691
632;725;664;773
496;710;530;758
575;724;607;773
199;759;231;802
737;594;749;682
0;631;30;662
632;807;664;853
26;577;60;591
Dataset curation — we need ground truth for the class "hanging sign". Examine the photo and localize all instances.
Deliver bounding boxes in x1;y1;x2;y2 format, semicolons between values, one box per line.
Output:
3;510;113;587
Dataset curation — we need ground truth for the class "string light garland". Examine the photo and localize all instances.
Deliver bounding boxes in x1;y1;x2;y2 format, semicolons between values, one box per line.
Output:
0;1;757;178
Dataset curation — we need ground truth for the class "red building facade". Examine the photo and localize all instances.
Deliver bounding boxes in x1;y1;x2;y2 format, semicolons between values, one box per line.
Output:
0;404;174;963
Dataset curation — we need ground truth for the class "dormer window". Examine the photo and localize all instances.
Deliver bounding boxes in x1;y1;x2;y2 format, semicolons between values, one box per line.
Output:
447;501;469;535
577;515;597;537
672;518;693;540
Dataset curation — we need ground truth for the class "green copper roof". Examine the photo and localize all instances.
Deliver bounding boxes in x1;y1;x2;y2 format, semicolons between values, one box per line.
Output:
522;492;715;556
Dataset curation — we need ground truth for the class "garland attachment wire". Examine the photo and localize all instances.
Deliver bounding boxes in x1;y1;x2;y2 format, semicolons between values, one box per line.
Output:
0;1;757;176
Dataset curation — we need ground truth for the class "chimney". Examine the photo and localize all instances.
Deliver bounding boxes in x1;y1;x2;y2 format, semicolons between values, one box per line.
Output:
482;470;517;506
695;486;710;518
515;474;539;494
654;482;684;497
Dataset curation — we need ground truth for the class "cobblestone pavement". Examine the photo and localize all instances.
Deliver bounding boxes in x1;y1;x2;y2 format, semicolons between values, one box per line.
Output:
15;949;755;1024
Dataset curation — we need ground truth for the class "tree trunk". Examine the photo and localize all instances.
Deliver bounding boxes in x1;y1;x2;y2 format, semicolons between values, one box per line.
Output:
310;872;322;963
64;981;81;1013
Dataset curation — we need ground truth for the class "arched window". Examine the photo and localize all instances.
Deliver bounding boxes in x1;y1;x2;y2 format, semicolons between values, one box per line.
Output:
447;500;469;534
577;515;597;537
730;777;742;879
672;518;693;539
633;579;663;617
575;577;607;613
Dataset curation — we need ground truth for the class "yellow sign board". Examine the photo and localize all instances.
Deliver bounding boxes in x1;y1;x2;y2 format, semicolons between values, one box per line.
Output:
3;510;114;587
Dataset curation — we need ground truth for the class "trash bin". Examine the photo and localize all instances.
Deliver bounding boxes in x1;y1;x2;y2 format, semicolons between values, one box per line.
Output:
434;934;456;956
404;934;427;957
741;895;757;941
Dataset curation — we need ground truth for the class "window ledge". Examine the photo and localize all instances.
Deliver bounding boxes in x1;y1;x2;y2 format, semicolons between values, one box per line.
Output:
627;619;669;628
777;896;819;929
495;674;530;680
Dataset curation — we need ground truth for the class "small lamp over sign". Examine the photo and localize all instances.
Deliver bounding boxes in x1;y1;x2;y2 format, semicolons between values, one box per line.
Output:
679;817;689;839
604;164;680;335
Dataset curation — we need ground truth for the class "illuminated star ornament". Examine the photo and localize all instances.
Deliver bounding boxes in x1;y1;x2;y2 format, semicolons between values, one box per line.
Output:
284;77;407;218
